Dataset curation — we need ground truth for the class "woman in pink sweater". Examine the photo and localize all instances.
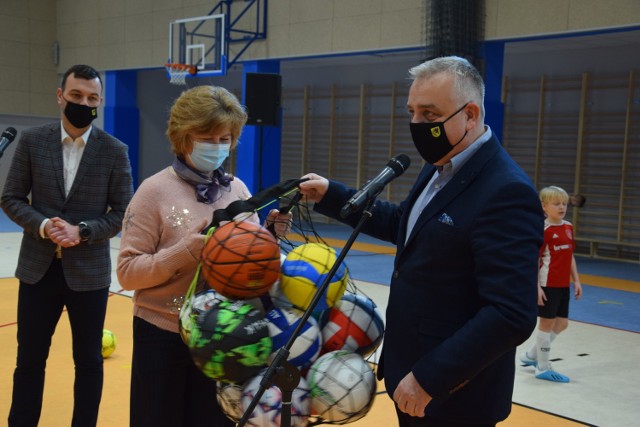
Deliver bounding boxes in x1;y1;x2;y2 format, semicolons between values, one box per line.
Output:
117;85;288;427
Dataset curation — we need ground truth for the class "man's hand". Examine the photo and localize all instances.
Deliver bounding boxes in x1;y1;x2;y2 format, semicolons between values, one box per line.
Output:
393;372;432;418
47;217;81;247
298;173;329;204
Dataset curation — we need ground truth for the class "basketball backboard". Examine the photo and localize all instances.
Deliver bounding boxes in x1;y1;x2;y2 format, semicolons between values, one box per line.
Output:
168;14;226;77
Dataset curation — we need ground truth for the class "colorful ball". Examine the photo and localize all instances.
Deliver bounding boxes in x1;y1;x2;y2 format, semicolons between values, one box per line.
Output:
189;300;272;383
279;243;348;313
265;307;322;370
306;350;376;423
179;289;226;346
102;329;117;358
319;293;384;357
216;381;244;423
241;369;311;427
202;221;281;299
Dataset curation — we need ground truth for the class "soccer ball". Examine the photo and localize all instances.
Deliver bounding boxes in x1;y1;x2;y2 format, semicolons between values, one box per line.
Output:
216;381;244;423
189;300;272;383
306;350;376;423
241;369;311;427
319;293;384;357
279;243;348;314
179;289;226;346
102;329;117;358
265;307;322;370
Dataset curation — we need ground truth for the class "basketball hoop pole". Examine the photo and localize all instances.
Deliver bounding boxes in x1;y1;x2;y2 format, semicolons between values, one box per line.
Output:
238;198;377;427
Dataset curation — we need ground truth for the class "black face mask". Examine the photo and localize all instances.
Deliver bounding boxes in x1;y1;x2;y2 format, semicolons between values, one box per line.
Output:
410;102;469;164
64;99;98;128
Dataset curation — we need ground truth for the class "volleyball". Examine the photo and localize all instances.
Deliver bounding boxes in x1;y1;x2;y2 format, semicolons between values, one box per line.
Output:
319;293;384;357
189;300;272;383
101;329;117;358
216;381;245;423
265;307;322;370
202;221;281;299
306;350;376;423
279;243;348;313
241;369;311;427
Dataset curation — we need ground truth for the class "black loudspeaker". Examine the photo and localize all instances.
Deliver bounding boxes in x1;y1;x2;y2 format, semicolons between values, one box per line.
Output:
245;73;282;126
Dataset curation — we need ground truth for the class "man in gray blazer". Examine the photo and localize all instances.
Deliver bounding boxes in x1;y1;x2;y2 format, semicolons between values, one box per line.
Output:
1;64;134;427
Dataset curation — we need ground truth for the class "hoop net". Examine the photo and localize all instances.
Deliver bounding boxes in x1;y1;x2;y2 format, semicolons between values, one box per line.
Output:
165;63;195;85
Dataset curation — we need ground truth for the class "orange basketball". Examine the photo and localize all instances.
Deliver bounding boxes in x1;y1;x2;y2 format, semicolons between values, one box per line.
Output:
202;221;281;299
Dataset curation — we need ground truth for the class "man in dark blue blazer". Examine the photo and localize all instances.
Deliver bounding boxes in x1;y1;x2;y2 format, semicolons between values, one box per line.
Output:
299;56;543;426
1;64;134;426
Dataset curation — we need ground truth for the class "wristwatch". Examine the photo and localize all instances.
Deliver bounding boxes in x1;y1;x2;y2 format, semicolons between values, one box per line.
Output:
78;222;91;241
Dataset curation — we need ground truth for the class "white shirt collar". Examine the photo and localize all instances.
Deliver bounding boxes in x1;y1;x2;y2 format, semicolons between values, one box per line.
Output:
61;122;92;145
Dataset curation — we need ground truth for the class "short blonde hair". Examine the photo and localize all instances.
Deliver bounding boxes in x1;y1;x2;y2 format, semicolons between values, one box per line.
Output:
166;85;247;156
539;186;569;204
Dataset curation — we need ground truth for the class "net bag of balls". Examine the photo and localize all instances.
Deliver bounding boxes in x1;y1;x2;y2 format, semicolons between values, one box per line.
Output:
178;179;305;383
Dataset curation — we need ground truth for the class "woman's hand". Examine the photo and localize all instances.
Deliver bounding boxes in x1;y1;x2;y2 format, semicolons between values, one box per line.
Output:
265;209;292;239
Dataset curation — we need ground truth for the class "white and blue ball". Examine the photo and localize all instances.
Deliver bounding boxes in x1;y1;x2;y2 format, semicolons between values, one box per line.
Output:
306;350;376;423
266;307;322;370
241;369;311;427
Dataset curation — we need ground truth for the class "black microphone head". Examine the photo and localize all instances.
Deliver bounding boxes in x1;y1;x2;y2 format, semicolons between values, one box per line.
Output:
2;127;17;142
387;153;411;176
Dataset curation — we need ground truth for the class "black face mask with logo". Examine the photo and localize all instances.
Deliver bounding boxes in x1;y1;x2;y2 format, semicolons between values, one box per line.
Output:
409;102;469;164
64;99;98;128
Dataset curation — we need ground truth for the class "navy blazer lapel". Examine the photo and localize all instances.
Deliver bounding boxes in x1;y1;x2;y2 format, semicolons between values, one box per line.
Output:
397;164;437;251
402;137;501;250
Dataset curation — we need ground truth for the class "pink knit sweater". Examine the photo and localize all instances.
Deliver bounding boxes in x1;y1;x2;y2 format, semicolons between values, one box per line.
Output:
117;166;258;333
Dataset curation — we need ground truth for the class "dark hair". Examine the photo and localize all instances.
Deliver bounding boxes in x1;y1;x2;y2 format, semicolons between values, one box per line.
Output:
61;64;102;92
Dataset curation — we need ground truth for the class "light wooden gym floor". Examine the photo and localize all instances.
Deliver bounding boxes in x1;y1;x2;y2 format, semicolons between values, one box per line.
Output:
1;227;638;426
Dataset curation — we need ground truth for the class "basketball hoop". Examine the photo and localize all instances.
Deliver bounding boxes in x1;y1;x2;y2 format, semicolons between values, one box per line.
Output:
165;63;196;85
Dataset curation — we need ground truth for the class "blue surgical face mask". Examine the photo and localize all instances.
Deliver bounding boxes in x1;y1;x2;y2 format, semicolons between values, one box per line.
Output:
189;142;231;172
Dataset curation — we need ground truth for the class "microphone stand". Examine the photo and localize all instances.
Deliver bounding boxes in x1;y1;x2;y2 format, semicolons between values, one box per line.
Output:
238;198;377;427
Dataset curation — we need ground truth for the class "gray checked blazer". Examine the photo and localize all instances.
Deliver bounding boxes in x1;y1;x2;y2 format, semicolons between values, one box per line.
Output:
1;122;134;291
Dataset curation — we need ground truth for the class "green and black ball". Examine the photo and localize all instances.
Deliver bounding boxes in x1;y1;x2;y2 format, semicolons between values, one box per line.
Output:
189;299;272;383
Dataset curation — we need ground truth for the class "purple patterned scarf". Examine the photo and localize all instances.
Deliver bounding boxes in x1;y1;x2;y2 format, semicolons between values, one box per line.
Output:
172;157;233;204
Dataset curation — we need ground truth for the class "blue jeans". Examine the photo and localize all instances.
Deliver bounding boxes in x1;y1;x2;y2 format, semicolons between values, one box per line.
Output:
8;259;108;427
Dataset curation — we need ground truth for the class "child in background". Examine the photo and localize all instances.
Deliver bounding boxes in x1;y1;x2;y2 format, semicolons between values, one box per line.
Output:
520;186;583;382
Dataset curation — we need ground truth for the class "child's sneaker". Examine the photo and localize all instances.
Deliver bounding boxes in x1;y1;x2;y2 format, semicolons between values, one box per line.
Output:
519;352;536;366
535;367;570;383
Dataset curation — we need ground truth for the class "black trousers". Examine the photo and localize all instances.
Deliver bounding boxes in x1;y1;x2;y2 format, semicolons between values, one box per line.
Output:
130;316;234;427
9;259;108;427
396;406;497;427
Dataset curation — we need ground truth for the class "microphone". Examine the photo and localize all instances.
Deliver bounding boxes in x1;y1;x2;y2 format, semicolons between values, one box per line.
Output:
0;127;17;159
340;154;411;218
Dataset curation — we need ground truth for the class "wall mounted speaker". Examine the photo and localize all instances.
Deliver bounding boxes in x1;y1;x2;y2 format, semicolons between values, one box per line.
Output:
245;73;282;126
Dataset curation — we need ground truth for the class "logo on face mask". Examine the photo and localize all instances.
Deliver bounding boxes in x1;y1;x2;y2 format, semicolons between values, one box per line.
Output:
410;102;469;164
64;99;98;129
190;141;231;173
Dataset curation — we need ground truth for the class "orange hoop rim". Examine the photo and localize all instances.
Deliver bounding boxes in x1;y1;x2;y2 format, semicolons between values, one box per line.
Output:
165;63;197;75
